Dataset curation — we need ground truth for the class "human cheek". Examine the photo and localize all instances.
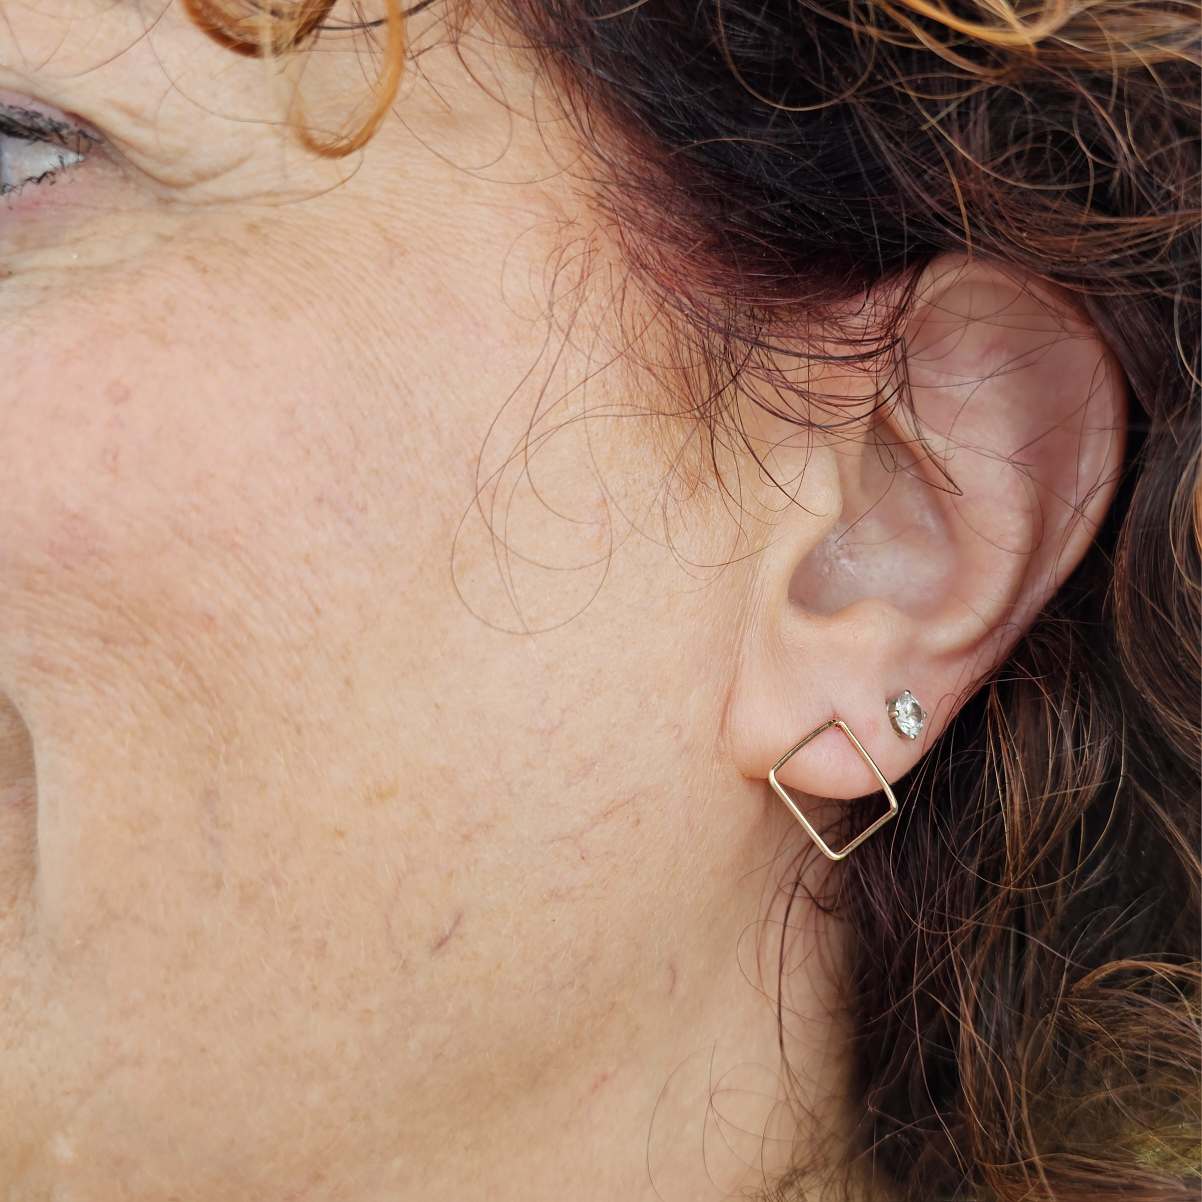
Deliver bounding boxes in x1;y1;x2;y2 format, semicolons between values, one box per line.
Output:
0;252;380;665
0;279;423;1197
0;259;386;881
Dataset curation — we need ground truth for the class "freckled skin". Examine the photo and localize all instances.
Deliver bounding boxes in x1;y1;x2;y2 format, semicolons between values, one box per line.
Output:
0;4;1144;1192
0;5;857;1201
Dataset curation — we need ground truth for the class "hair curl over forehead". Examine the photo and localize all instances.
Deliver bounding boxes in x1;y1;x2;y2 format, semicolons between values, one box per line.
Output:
181;0;335;55
181;0;406;153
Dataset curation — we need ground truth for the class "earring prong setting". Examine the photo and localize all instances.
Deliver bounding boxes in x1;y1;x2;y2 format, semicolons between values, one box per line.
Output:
888;690;927;740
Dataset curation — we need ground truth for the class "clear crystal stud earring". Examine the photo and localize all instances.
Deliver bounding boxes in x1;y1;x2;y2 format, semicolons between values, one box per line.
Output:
888;690;927;739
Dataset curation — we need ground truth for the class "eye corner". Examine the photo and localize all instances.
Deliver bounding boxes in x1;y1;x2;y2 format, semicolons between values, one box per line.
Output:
0;93;100;200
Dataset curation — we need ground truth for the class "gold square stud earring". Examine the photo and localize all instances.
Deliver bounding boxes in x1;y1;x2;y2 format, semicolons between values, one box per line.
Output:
767;718;899;861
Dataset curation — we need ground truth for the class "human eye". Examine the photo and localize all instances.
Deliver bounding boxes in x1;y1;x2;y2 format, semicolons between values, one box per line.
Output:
0;102;96;196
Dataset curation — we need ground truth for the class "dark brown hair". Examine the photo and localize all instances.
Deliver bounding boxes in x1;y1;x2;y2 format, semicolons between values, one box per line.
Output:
186;0;1201;1196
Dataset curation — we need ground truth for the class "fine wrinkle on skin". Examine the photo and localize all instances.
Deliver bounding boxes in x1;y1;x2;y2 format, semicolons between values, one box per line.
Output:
429;909;464;954
198;783;228;883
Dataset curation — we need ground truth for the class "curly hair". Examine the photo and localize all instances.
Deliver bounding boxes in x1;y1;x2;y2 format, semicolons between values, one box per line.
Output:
183;0;1202;1197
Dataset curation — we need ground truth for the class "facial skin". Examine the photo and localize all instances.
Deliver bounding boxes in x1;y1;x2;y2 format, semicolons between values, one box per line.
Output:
0;3;1125;1200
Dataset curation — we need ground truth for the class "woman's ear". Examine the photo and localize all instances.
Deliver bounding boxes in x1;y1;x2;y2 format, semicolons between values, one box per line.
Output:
723;253;1128;805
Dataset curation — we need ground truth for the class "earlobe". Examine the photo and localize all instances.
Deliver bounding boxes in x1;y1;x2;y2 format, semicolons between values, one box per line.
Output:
724;253;1127;826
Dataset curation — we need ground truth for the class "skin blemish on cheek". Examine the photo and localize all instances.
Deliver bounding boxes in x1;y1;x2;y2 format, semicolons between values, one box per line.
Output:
105;379;132;406
365;777;400;807
588;1070;613;1097
457;816;497;847
43;504;110;572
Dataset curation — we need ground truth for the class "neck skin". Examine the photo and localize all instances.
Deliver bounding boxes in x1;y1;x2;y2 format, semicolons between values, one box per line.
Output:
346;837;872;1202
0;680;869;1200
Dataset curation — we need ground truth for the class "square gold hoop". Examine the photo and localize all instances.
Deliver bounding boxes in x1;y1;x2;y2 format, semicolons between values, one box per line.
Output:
767;718;899;862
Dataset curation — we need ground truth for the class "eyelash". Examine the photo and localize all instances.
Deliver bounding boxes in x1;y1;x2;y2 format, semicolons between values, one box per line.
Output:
0;104;95;197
